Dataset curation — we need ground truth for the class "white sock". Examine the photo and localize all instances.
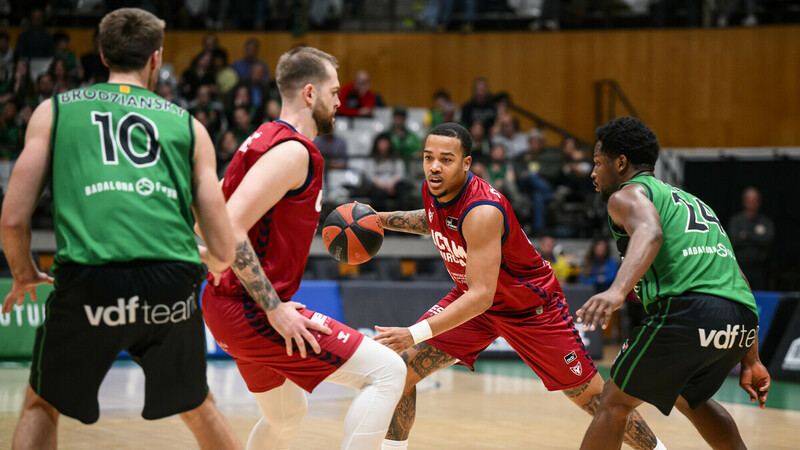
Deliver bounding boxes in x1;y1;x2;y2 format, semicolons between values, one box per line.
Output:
381;439;408;449
654;437;667;450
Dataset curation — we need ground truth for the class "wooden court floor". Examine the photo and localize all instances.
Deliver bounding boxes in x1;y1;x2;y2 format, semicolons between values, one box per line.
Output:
0;357;796;449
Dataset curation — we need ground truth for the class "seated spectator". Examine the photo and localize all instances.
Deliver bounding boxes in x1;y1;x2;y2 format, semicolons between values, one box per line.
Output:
179;51;215;102
460;77;496;130
212;49;238;95
524;129;562;185
578;238;620;292
513;131;556;233
231;105;256;144
559;136;594;202
424;89;454;129
0;60;35;107
469;120;491;163
231;38;270;81
53;31;83;83
155;82;188;109
363;132;409;211
264;98;281;122
538;235;578;283
482;143;526;216
226;84;257;127
0;32;13;72
197;33;228;68
216;130;239;180
389;105;422;159
242;62;271;120
16;8;53;60
48;58;74;92
34;73;54;105
490;113;528;158
337;69;383;117
315;132;348;170
189;84;226;137
80;29;109;86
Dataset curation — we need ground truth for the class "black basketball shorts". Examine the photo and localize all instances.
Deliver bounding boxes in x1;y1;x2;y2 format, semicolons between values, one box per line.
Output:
610;293;758;415
29;261;208;424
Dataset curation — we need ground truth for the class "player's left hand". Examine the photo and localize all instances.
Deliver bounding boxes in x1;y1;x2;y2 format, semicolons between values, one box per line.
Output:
576;290;626;331
739;360;770;408
373;325;414;354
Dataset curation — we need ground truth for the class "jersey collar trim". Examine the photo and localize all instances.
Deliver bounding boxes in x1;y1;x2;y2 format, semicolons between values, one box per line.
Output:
433;171;473;209
274;119;298;133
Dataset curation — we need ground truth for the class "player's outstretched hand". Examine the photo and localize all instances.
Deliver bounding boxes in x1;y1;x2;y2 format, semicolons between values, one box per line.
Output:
2;271;54;314
198;245;225;286
740;360;770;408
576;290;626;331
266;302;332;358
373;326;414;354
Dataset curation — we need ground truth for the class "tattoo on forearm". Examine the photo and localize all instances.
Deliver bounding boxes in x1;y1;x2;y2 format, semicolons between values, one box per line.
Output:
622;409;658;450
382;210;430;235
232;240;281;312
387;387;416;441
407;343;456;379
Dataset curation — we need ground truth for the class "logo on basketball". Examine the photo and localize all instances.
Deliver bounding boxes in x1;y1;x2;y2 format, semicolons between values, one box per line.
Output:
135;177;154;196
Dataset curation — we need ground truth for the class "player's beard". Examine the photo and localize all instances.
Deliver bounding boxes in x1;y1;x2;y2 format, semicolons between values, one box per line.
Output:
313;99;335;135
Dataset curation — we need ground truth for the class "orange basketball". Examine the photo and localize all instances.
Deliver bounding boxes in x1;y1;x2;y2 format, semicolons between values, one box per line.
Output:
322;202;384;264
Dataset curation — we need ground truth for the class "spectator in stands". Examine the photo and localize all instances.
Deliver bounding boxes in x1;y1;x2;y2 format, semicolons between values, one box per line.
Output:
424;89;453;129
389;105;422;159
199;33;228;66
155;82;188;109
226;84;257;127
264;98;281;122
514;130;556;233
231;38;270;81
213;49;238;95
461;77;496;130
16;8;53;60
559;136;594;201
525;128;562;185
315;132;349;170
728;187;774;290
717;0;757;27
52;31;83;83
337;69;383;117
189;84;226;138
179;51;215;102
231;105;255;144
47;59;74;92
538;234;576;283
241;62;271;121
490;113;528;158
469;119;491;163
364;132;409;211
482;143;525;215
579;238;620;292
34;73;54;105
0;60;35;107
216;130;239;180
0;101;21;158
418;0;477;32
80;29;109;86
0;32;14;74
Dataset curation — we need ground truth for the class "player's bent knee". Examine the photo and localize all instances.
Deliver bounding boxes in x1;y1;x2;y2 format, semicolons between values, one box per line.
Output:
23;386;59;419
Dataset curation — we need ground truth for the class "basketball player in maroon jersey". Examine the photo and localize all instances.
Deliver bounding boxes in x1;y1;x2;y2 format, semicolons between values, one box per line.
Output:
372;123;664;450
200;46;406;449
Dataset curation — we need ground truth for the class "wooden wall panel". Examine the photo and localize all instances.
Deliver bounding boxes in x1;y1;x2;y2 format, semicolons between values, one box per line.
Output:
6;26;800;147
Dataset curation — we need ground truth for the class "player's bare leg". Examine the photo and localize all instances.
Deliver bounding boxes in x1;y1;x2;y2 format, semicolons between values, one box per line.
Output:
12;385;60;450
579;377;652;449
383;342;457;449
566;374;660;450
674;396;745;449
179;392;242;449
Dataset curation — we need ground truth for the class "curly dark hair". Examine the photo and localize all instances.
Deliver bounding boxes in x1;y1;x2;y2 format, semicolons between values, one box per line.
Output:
428;122;473;157
595;117;659;171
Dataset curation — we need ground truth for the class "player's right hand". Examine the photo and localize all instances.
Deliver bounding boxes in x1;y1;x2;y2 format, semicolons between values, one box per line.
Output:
2;271;54;314
575;290;625;331
266;302;332;358
739;360;770;408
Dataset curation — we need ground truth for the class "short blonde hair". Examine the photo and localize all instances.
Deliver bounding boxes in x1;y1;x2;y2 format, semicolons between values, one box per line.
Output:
275;46;338;97
99;8;165;72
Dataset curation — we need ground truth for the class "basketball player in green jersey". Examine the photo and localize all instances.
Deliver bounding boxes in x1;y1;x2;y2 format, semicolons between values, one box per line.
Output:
576;117;771;449
1;8;240;449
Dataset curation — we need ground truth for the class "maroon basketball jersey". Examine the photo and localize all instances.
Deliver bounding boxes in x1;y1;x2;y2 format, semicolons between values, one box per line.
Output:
211;120;324;300
422;172;561;313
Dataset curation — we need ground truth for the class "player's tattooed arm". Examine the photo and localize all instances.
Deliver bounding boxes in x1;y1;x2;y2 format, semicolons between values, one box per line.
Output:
231;239;281;312
378;209;430;235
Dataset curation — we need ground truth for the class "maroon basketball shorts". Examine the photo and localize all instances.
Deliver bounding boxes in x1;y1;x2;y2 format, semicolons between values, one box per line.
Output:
202;286;364;393
421;288;597;391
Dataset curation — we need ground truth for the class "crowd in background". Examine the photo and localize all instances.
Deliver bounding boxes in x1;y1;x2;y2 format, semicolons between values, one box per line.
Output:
0;5;777;292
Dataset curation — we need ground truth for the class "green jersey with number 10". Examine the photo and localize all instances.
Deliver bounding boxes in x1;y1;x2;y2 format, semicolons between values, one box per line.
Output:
609;173;757;315
51;83;200;268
